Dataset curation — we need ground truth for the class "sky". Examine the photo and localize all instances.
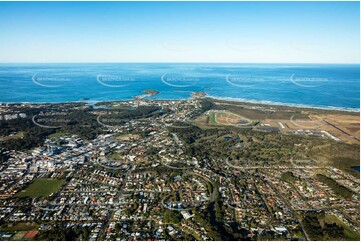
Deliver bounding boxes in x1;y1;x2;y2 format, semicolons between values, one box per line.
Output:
0;1;359;63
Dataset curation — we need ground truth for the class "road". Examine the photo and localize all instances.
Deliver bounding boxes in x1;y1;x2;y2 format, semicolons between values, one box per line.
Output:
323;119;360;142
225;158;319;170
265;178;310;241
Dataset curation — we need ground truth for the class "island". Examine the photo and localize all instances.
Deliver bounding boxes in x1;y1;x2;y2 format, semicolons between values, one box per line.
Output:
191;91;206;98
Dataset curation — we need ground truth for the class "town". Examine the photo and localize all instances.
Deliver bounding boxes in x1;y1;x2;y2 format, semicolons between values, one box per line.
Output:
0;97;359;241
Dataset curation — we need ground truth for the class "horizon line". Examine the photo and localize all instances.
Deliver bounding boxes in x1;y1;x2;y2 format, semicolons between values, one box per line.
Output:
0;61;360;65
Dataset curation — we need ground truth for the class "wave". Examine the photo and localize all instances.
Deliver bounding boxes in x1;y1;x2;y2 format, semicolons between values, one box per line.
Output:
206;95;360;112
2;93;360;113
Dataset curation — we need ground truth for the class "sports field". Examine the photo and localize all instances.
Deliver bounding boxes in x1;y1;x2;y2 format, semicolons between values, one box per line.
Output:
16;179;65;198
209;111;252;126
11;231;27;241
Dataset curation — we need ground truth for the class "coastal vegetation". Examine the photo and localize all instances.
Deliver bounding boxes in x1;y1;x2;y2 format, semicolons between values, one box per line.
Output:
0;104;170;153
315;174;355;199
281;172;299;183
302;212;359;240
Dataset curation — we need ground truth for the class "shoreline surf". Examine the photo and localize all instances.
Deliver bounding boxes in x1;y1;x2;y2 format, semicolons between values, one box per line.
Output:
1;95;359;113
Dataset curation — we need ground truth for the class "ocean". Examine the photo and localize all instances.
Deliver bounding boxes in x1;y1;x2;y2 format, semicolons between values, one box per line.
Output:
0;63;359;111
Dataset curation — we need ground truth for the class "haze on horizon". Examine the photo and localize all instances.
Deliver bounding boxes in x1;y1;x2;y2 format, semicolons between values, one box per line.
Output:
0;1;359;64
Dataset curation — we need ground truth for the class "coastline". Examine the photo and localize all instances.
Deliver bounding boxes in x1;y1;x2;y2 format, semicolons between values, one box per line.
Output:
205;95;360;113
1;95;359;114
1;64;359;113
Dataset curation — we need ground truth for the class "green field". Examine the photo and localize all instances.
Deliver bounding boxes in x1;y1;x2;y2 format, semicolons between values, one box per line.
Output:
209;112;217;125
11;231;27;241
0;132;24;141
47;131;70;139
108;152;123;160
1;223;39;232
16;179;65;198
321;214;360;241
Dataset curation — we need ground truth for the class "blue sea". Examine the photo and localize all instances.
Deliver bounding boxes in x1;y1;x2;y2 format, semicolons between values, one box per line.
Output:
0;63;359;111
